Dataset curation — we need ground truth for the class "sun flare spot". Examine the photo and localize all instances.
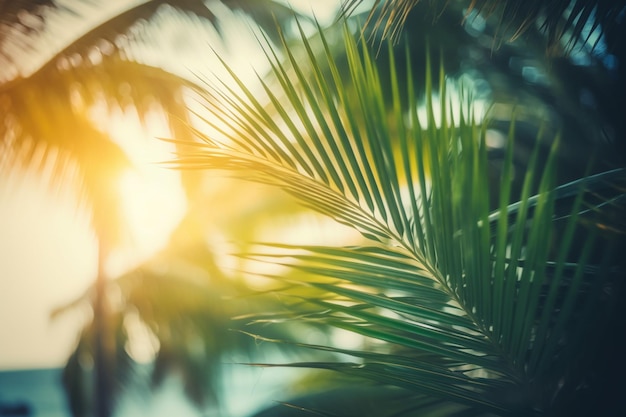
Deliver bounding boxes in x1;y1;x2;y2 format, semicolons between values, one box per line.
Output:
95;108;188;277
116;167;186;253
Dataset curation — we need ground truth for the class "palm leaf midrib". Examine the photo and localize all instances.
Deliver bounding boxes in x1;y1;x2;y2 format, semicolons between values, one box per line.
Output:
201;132;527;384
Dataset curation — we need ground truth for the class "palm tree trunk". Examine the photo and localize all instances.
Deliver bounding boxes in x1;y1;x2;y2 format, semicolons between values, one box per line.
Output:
94;245;113;417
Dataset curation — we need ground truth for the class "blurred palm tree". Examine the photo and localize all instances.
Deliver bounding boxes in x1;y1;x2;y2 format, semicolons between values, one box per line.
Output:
0;1;304;417
173;1;626;416
54;178;335;416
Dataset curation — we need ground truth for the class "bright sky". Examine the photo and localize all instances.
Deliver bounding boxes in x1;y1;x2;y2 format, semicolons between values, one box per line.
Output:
0;0;343;370
0;171;97;369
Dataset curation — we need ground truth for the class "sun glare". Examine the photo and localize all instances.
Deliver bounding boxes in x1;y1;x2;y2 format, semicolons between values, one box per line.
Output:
94;107;187;277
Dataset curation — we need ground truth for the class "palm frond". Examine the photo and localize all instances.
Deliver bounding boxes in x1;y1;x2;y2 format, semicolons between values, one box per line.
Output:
174;20;623;415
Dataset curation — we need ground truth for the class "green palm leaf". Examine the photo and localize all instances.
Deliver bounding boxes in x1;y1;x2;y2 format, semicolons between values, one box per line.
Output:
175;18;624;415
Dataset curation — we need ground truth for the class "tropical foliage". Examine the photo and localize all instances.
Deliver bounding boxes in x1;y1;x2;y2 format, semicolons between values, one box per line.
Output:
2;0;625;416
173;7;626;417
